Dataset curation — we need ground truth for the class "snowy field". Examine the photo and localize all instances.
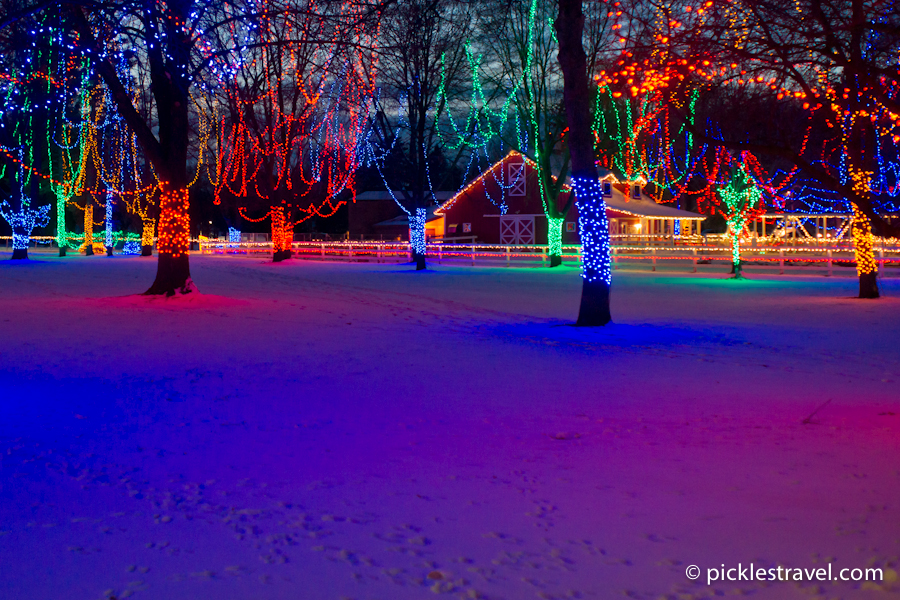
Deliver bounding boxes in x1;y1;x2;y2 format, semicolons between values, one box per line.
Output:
1;252;899;600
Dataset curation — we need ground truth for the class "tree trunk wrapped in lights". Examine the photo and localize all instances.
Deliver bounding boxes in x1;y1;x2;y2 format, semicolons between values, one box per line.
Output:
80;203;95;255
145;186;194;295
104;191;115;256
547;216;565;267
728;221;745;278
140;217;155;256
846;163;880;299
270;206;292;263
238;204;296;264
54;190;69;257
280;224;294;262
556;0;611;326
852;205;879;299
410;207;428;270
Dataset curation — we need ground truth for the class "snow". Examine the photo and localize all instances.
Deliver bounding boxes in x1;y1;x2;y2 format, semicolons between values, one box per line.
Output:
1;252;899;600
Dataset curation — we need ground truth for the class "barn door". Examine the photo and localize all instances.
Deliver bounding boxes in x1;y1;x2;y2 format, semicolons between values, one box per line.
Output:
500;216;535;244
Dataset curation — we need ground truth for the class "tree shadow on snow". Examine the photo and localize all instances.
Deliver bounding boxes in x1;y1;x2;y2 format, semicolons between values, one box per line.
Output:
491;320;747;352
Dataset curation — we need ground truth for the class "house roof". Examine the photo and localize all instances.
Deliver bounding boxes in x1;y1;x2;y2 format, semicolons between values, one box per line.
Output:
435;151;706;220
606;192;705;220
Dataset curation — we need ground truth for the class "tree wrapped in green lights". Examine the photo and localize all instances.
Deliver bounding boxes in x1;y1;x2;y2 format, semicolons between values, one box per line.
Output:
717;162;763;279
42;23;92;257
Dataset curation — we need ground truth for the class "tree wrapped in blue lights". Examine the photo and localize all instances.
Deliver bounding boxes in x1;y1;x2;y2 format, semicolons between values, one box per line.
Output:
556;0;611;325
0;201;50;259
364;0;475;271
0;156;51;260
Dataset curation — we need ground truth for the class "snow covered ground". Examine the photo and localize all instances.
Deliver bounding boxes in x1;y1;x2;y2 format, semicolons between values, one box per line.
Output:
1;252;898;600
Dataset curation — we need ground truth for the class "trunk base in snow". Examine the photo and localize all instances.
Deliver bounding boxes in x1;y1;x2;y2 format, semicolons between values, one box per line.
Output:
58;247;66;257
141;245;153;257
273;249;292;263
729;261;746;279
145;253;195;296
859;272;879;299
106;247;114;257
84;245;94;256
575;279;612;326
11;248;27;260
413;252;426;271
549;254;562;268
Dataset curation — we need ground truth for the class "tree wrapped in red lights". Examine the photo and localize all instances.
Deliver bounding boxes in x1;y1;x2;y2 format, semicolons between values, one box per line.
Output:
615;0;900;298
212;1;376;262
55;1;380;292
64;2;202;293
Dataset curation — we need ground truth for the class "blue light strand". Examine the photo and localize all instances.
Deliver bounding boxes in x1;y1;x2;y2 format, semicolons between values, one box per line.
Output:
571;176;611;285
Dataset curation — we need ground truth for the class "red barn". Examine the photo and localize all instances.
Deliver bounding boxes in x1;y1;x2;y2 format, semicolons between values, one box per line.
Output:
434;151;705;244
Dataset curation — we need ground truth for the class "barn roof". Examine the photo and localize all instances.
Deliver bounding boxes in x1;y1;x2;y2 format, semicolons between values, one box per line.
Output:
434;151;528;216
435;151;705;220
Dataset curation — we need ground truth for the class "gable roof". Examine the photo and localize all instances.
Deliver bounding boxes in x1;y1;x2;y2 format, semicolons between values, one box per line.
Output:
435;151;531;216
436;150;705;220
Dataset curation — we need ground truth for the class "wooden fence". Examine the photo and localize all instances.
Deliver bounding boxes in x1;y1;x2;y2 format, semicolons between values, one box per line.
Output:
195;238;900;277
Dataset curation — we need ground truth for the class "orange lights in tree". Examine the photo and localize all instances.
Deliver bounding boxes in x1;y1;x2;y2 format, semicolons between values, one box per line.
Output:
849;169;877;278
156;187;190;258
